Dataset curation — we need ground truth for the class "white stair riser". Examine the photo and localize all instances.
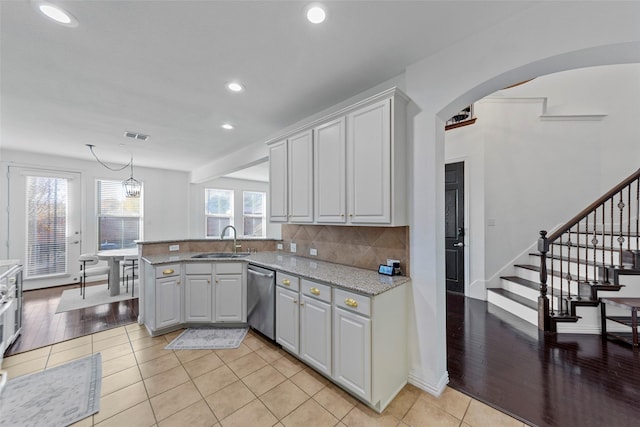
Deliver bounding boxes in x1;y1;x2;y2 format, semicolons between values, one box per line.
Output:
500;279;539;302
515;266;584;296
549;246;622;266
487;291;538;326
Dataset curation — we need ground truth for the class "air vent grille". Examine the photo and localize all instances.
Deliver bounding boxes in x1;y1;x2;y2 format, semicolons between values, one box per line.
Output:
124;131;149;141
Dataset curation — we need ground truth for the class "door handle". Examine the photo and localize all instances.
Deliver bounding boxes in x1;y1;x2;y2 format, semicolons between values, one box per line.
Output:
454;242;464;247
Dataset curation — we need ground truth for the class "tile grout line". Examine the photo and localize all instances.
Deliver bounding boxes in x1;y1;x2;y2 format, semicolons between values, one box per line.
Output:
125;325;160;427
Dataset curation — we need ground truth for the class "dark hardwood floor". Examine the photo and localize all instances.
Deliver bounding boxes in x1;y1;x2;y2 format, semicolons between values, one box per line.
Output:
447;291;640;427
5;281;138;356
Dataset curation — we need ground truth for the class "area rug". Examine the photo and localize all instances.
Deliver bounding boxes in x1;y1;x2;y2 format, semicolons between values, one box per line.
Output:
0;353;101;427
56;283;138;313
165;327;249;350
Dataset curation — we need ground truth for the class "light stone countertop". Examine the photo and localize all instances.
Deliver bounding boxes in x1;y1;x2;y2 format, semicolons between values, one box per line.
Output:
142;251;410;296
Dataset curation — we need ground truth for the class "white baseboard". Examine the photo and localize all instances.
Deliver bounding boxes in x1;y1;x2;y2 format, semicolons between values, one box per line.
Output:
408;369;449;398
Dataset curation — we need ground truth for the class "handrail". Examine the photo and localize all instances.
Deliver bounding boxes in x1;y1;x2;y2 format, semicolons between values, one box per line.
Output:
547;168;640;242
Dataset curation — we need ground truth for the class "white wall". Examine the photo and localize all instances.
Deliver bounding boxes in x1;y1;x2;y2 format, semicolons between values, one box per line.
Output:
403;1;640;397
189;177;281;239
445;64;640;298
0;149;190;259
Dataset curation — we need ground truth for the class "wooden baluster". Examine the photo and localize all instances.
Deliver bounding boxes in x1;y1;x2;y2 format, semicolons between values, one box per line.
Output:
538;231;550;331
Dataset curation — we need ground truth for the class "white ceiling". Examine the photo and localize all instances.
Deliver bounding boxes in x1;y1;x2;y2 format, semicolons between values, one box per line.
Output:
0;1;534;173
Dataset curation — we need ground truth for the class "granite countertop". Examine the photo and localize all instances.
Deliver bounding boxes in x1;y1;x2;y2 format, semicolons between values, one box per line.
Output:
142;251;410;296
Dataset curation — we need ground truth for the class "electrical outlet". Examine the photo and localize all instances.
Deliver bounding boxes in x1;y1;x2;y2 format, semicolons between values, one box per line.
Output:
277;243;283;250
169;244;179;251
387;258;399;266
310;248;318;256
290;243;297;253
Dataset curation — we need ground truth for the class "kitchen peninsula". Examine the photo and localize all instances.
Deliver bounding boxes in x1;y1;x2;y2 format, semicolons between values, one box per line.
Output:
138;238;411;413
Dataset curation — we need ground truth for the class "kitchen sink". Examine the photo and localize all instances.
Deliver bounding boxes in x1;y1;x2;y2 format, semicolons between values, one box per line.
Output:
191;252;250;259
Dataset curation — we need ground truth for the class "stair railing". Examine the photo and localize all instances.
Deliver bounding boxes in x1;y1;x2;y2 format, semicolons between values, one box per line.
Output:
538;168;640;331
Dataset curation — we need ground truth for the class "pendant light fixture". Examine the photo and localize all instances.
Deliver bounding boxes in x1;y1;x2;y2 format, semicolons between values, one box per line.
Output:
87;144;141;198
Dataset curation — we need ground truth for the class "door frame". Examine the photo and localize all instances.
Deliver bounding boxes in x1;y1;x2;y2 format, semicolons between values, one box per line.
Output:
445;158;470;296
7;165;84;290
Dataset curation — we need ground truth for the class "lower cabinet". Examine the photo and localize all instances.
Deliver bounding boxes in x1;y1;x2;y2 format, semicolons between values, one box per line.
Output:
334;305;371;400
275;274;300;354
299;282;332;376
144;261;246;335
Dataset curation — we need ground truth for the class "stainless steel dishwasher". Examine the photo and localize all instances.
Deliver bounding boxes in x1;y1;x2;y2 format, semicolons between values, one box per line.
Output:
247;264;276;340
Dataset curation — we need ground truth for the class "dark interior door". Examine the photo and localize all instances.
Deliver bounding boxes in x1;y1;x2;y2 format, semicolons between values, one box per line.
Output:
445;162;465;293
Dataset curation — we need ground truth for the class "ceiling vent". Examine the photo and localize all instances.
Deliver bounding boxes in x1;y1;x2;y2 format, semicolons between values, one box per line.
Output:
124;131;149;141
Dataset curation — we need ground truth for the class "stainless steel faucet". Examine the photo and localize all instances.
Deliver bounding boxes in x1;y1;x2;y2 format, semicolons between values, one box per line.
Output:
220;225;240;254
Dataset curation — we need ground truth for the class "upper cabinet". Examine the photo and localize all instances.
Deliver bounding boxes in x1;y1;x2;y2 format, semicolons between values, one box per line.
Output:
269;130;314;223
269;87;408;226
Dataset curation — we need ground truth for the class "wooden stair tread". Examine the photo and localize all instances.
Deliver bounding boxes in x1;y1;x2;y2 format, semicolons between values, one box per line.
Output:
488;288;538;310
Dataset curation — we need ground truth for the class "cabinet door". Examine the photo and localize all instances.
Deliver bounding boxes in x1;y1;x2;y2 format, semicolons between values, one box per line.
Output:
288;130;314;223
3;298;16;348
333;307;371;401
269;139;288;222
185;275;212;322
300;295;332;375
215;274;243;322
347;99;391;223
276;286;299;354
155;276;181;329
314;117;346;223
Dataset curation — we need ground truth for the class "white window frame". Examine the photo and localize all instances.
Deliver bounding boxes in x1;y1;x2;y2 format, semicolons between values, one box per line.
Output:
96;179;143;251
205;188;234;238
242;191;266;238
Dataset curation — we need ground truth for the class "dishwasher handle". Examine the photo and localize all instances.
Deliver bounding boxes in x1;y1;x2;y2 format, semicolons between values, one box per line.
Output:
248;269;274;279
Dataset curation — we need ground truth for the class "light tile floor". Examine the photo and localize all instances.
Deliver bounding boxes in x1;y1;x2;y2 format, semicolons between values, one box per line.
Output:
2;324;530;427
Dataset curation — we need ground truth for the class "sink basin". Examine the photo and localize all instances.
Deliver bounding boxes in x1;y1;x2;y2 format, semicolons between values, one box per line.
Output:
191;252;250;259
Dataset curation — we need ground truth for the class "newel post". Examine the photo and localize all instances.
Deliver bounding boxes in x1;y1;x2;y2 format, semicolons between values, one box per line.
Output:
538;230;551;331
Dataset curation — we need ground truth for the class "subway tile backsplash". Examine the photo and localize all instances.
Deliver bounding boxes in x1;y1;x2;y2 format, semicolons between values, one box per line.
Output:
282;224;410;275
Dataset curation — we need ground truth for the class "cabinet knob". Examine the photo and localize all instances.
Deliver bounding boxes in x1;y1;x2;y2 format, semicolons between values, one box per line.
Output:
177;280;181;285
310;287;320;296
300;301;305;307
216;279;219;283
282;279;291;286
293;299;298;304
163;269;174;275
208;279;211;284
345;298;358;308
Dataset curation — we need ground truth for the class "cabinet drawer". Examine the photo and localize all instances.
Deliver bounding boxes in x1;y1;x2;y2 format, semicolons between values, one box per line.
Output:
276;272;299;292
301;279;331;303
185;263;212;275
335;288;371;317
216;262;244;275
155;264;181;278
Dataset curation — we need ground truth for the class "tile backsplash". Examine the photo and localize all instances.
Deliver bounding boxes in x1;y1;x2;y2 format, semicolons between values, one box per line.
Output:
281;224;410;275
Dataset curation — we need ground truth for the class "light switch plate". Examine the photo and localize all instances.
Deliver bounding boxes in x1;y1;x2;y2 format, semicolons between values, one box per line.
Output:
169;244;179;251
277;243;283;250
290;243;297;253
310;248;318;256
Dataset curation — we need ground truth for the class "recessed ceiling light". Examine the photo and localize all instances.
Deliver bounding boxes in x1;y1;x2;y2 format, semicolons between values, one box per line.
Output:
221;123;234;130
33;1;79;27
306;4;326;24
226;82;244;92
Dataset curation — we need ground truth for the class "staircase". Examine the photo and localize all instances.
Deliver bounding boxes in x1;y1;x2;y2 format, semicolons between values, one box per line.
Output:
488;168;640;334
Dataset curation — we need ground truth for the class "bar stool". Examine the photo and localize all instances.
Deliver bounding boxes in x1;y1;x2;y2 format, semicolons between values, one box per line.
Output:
121;255;138;296
78;253;110;299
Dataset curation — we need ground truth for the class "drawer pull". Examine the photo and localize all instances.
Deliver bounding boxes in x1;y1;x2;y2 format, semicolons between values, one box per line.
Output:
163;269;174;275
345;298;358;308
282;279;291;286
310;287;320;296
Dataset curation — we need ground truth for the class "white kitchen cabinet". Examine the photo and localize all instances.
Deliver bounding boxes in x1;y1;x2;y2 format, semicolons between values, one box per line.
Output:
215;273;244;322
276;284;300;354
185;275;212;322
269;130;314;223
268;88;408;226
269;139;288;222
334;306;371;400
314;117;346;223
155;275;181;329
214;262;246;322
300;293;332;375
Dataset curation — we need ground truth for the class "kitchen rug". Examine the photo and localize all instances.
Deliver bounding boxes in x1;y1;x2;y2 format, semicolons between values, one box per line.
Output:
56;283;138;313
0;353;101;427
165;327;248;350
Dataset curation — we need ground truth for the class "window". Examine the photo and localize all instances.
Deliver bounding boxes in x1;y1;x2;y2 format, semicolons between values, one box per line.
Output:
24;175;69;278
97;180;142;250
205;189;233;237
243;191;266;237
